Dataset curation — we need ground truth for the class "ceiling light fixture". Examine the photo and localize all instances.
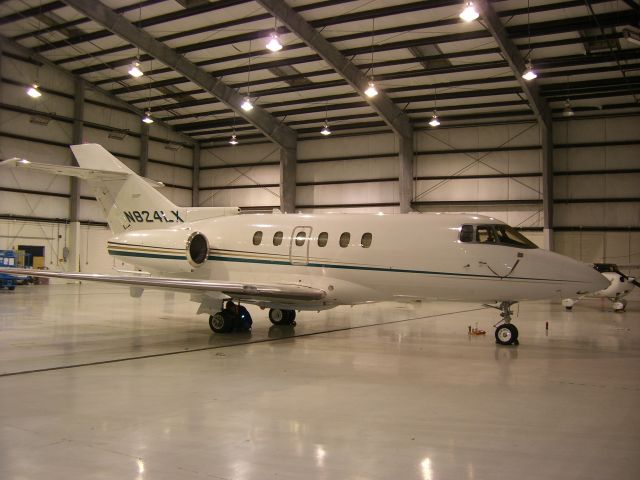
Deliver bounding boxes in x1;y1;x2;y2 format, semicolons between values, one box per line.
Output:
562;99;574;117
266;16;283;52
142;110;154;124
365;18;379;99
26;83;42;98
241;97;254;111
128;59;144;78
459;2;479;22
522;0;537;81
365;80;378;98
229;134;239;145
266;33;283;52
242;41;255;111
321;122;331;136
522;60;537;81
429;111;440;127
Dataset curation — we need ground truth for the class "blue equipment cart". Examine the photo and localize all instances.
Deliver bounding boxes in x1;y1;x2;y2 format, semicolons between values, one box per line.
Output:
0;250;18;290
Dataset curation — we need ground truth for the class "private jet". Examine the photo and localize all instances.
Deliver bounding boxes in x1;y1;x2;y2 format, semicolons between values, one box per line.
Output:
0;144;608;345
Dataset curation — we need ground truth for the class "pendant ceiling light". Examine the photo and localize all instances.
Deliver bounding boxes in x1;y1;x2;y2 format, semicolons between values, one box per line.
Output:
459;2;479;22
365;18;379;98
27;83;42;98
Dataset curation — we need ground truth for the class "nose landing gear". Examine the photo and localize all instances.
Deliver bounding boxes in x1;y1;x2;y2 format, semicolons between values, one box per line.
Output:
485;301;519;346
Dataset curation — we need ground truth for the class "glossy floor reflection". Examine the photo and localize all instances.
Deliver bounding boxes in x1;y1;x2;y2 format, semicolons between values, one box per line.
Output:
1;284;639;479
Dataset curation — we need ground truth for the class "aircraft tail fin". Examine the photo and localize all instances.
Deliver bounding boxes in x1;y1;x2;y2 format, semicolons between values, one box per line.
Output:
1;144;180;234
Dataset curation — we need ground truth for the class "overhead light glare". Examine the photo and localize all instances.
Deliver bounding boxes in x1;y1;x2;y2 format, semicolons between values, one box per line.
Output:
266;32;283;52
365;80;378;98
241;97;254;111
522;61;537;81
229;134;238;145
320;123;331;136
128;60;144;78
562;99;574;117
27;84;42;98
142;110;154;124
459;2;480;22
429;111;440;127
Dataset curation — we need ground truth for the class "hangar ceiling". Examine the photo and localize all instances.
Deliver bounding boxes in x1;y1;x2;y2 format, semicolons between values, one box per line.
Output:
0;0;638;147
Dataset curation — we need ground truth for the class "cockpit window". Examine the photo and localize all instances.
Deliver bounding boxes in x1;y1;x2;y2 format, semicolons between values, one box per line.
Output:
459;224;537;249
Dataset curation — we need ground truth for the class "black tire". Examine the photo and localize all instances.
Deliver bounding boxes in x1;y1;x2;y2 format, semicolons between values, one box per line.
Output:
269;308;288;325
8;286;16;291
237;305;253;331
565;306;572;311
495;324;519;345
209;310;235;333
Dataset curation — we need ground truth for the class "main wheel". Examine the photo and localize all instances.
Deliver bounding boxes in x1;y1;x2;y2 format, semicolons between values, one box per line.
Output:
8;286;16;291
209;310;236;333
495;323;519;345
269;308;296;325
237;305;253;331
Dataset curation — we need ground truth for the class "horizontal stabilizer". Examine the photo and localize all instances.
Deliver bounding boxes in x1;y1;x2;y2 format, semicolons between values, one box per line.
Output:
0;268;327;302
1;157;129;181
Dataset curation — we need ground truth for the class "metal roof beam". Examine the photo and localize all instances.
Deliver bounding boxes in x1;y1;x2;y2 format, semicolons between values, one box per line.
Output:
254;0;413;140
477;0;552;126
0;34;193;145
61;0;296;150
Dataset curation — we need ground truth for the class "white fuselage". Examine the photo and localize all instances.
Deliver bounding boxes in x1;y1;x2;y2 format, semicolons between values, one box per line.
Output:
107;213;607;310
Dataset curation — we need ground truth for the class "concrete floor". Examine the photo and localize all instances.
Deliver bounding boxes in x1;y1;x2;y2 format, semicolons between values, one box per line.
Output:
0;284;639;480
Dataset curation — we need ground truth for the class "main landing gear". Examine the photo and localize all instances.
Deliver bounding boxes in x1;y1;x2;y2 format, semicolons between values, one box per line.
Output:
208;301;253;333
486;301;519;346
268;308;297;326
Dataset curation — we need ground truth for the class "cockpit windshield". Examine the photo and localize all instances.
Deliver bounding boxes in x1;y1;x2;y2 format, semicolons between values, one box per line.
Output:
459;224;537;249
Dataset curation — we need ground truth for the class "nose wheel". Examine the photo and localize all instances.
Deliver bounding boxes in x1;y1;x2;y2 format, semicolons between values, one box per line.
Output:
485;301;519;345
495;323;519;345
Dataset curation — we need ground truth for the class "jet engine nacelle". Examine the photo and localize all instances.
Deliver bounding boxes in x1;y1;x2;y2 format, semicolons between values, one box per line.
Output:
108;228;209;273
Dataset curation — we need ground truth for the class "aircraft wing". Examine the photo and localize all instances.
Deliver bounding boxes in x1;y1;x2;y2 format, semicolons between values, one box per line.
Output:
0;268;326;302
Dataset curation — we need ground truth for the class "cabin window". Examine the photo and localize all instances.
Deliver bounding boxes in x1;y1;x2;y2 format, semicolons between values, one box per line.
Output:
318;232;328;247
295;231;307;247
361;232;372;248
273;231;283;246
339;232;350;248
252;231;263;246
459;225;474;243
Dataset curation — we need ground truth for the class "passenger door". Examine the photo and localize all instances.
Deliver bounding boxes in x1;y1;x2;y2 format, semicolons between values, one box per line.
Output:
289;226;312;266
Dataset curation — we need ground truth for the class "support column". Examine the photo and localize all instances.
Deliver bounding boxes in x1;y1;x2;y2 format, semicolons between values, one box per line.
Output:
399;133;414;213
192;143;200;207
280;146;297;213
69;78;84;272
140;123;149;177
541;122;554;251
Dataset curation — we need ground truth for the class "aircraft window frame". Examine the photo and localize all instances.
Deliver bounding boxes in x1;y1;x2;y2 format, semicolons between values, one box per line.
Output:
273;231;283;246
361;232;373;248
459;224;537;249
318;232;328;247
339;232;350;248
252;231;263;246
459;225;474;243
295;231;307;247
